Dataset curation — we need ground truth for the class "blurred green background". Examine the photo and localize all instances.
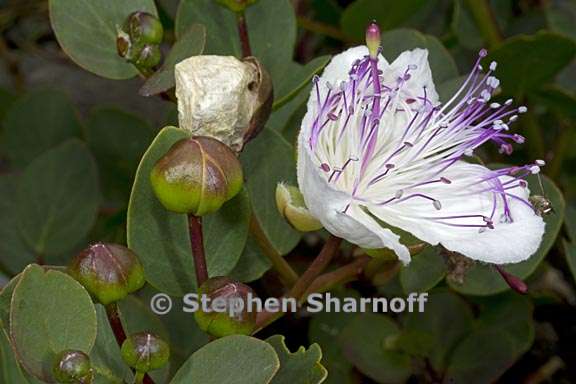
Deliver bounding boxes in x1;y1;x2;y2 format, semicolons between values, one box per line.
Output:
1;0;576;383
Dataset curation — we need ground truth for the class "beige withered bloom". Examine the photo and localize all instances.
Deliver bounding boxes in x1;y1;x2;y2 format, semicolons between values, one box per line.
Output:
175;55;272;152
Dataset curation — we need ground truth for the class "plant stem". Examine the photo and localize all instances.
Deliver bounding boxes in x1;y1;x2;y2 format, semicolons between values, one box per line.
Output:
288;235;342;299
188;215;209;287
297;17;351;42
106;303;127;345
237;12;252;57
304;255;371;296
463;0;502;49
134;371;145;384
249;215;299;286
255;235;342;330
105;303;155;384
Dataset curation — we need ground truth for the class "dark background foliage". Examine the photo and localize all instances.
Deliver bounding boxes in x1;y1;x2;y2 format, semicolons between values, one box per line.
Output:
0;0;576;383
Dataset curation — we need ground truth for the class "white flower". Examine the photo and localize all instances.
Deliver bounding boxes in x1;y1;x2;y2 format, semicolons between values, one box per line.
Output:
297;33;545;265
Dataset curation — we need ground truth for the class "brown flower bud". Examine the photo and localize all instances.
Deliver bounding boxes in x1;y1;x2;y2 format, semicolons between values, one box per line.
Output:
194;277;257;338
150;136;244;215
68;243;146;305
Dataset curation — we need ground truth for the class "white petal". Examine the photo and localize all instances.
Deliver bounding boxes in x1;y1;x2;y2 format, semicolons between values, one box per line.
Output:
364;162;545;264
384;48;439;105
297;142;410;261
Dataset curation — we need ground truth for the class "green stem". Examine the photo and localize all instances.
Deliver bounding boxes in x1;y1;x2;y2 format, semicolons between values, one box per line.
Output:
297;17;351;43
463;0;502;48
134;371;145;384
249;215;299;286
254;235;342;331
303;255;371;297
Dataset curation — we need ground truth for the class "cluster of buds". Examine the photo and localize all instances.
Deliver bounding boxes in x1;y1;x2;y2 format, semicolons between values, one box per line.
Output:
117;11;163;69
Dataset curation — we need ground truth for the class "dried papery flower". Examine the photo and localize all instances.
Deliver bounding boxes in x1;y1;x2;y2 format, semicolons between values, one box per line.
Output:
296;22;546;265
68;243;146;305
194;277;257;338
175;55;273;152
150;136;244;216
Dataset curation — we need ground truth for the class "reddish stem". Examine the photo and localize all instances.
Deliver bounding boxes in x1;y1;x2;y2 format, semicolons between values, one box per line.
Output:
237;13;252;57
106;303;155;383
188;215;209;287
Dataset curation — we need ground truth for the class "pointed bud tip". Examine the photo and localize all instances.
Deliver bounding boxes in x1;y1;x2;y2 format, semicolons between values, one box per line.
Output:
365;21;381;59
496;265;528;294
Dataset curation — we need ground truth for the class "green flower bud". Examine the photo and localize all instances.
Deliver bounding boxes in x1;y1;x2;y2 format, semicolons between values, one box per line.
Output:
126;11;164;45
175;55;273;152
121;332;170;373
276;183;322;232
52;350;93;384
194;277;257;338
215;0;258;13
134;44;162;68
150;136;243;215
116;30;132;59
68;243;146;305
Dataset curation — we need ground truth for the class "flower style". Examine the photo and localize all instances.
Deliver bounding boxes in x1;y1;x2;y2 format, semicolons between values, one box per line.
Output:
297;23;546;265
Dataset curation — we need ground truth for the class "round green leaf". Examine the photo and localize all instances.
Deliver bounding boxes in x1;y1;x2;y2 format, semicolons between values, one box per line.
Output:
10;264;97;382
402;289;474;371
0;89;82;169
170;335;280;384
484;32;576;96
16;140;100;256
86;108;156;206
127;127;250;296
399;247;447;294
340;0;428;41
229;237;272;283
0;176;36;274
449;174;565;295
240;128;301;255
266;335;327;384
380;28;458;85
338;313;412;384
49;0;158;79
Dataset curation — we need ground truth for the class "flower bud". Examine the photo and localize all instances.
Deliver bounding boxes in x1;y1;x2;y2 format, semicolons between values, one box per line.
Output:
365;21;381;59
68;243;146;305
194;277;257;338
175;55;273;152
276;183;322;232
150;136;243;215
215;0;258;13
121;332;170;373
116;31;132;59
126;12;164;45
52;350;93;384
135;44;161;68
